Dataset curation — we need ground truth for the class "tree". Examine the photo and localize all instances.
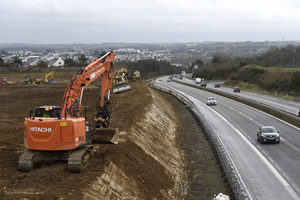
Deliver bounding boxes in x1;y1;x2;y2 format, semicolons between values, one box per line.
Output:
36;60;48;68
78;54;88;66
13;56;23;67
239;61;247;68
0;57;4;67
99;51;108;57
211;56;221;64
195;59;204;66
64;57;77;67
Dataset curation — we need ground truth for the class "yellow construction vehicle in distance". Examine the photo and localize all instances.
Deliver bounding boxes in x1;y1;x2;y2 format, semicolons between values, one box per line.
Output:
45;71;54;83
128;70;140;82
24;72;54;84
112;68;131;93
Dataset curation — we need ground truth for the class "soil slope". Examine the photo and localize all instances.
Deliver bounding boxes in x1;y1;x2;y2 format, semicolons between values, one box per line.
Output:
0;77;229;199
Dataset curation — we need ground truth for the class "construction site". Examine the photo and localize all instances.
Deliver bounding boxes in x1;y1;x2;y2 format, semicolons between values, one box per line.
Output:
0;53;230;199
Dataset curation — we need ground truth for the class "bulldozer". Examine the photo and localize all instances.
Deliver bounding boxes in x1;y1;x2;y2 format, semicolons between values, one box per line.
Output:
112;68;131;93
128;70;140;82
18;51;119;173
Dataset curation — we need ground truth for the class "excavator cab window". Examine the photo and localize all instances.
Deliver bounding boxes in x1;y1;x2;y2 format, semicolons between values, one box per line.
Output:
1;77;7;83
35;106;61;118
116;77;124;82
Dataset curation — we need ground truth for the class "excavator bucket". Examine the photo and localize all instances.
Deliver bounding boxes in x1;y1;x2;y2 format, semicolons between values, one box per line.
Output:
113;83;131;93
94;128;119;144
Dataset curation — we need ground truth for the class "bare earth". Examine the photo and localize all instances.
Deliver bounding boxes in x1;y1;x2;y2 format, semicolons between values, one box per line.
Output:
0;75;230;200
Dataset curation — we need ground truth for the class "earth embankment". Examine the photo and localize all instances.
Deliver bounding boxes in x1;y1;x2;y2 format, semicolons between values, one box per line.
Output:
0;79;230;199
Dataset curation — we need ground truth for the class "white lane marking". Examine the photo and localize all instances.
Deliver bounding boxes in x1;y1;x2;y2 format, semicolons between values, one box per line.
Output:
217;100;300;155
280;138;300;153
172;90;300;200
293;184;300;193
283;173;291;181
274;164;281;171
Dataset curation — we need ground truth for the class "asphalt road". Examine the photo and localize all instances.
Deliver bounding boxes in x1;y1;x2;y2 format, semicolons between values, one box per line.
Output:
155;77;300;200
179;77;300;116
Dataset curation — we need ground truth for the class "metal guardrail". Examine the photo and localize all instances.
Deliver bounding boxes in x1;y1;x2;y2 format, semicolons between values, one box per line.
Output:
151;82;251;200
176;80;300;121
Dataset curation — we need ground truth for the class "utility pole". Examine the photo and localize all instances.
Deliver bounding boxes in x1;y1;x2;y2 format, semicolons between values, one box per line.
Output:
293;50;296;68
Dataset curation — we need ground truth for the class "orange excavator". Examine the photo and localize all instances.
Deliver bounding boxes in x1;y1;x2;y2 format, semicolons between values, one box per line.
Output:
18;50;119;172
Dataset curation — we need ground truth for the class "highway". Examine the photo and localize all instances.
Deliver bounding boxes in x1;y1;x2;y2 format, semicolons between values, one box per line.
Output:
179;77;300;116
155;77;300;200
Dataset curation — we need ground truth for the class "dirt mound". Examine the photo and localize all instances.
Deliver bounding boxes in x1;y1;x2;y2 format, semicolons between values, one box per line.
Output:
0;79;229;199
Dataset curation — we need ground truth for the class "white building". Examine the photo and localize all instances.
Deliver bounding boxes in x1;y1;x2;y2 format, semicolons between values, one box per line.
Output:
48;57;65;67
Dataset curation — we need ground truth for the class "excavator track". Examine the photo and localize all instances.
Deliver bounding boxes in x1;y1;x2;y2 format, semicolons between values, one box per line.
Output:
18;149;37;172
68;145;94;173
18;146;94;173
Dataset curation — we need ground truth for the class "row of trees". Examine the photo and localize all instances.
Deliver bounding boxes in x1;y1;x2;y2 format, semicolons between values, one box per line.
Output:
0;56;23;67
193;44;300;94
194;44;300;79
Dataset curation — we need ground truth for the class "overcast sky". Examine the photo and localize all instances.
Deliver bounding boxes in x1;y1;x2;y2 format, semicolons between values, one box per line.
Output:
0;0;299;44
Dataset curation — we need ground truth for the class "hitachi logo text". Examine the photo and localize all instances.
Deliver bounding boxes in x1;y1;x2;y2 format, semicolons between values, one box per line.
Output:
30;127;52;133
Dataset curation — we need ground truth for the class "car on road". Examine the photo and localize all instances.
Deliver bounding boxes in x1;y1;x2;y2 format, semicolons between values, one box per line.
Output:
200;82;207;87
233;87;240;92
167;78;171;82
215;83;220;88
158;78;162;81
257;126;280;143
195;78;201;84
207;97;217;106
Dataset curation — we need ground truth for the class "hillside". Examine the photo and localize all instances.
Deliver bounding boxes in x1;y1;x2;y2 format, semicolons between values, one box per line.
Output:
0;75;231;199
225;65;300;97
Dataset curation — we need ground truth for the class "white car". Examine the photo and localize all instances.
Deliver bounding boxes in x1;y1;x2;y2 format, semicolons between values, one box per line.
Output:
207;97;217;106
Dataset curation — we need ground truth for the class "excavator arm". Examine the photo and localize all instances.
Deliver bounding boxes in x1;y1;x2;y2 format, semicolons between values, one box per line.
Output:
45;71;54;83
60;51;115;127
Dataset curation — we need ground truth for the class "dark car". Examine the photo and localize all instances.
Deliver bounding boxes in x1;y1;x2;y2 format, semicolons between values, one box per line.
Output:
200;82;207;87
257;126;280;143
233;87;240;92
215;83;220;88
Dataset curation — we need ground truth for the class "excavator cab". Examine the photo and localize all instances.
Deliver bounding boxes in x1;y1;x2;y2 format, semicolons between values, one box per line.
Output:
34;106;61;118
1;77;7;84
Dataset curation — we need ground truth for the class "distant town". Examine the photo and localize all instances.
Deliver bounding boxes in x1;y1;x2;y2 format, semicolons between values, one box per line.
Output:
1;40;299;68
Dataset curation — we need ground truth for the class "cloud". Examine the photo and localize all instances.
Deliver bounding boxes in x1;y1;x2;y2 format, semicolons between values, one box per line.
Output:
0;0;299;43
